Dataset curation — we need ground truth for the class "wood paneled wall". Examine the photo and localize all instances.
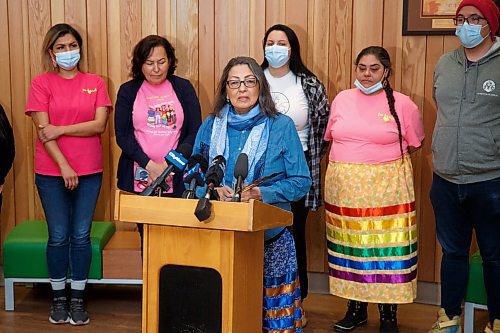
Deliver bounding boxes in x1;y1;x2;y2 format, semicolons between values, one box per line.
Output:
0;0;461;283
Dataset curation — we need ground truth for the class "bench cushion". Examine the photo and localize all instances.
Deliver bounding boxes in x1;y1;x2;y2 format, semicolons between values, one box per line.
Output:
465;250;487;305
2;221;115;279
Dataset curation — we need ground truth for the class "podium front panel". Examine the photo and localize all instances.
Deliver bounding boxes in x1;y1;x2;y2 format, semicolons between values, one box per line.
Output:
143;224;263;333
158;264;222;332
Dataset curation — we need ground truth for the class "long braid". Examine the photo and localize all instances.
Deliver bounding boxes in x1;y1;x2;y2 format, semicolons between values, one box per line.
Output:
383;79;404;159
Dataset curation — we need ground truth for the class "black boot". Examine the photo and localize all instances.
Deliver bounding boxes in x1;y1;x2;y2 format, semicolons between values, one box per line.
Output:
378;304;399;333
333;300;368;332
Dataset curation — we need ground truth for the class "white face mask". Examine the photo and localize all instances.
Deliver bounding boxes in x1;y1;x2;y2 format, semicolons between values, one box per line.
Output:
265;45;290;68
54;49;80;70
455;22;489;49
354;79;384;95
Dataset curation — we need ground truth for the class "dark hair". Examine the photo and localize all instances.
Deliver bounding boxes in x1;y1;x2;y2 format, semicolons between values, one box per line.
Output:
213;56;278;117
261;24;314;77
131;35;177;80
355;46;403;158
41;23;83;72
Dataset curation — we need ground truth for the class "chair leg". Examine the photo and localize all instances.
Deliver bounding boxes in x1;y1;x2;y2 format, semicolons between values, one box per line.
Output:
464;302;474;333
4;278;15;311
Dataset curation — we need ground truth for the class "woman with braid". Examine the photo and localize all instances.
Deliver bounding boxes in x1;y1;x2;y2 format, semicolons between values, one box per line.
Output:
324;46;424;333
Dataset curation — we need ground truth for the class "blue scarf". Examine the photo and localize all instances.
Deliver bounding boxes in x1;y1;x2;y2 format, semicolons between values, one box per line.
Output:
209;104;270;184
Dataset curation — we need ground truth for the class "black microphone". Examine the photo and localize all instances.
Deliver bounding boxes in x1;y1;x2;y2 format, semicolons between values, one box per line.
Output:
140;143;193;196
231;153;248;202
182;154;208;199
194;155;226;221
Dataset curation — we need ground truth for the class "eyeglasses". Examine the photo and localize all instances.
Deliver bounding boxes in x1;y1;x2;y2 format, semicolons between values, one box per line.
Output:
226;77;258;89
453;15;486;26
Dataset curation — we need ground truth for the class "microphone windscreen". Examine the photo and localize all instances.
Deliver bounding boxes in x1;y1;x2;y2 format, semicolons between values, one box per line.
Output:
205;155;226;187
176;143;193;159
234;153;248;179
187;154;209;172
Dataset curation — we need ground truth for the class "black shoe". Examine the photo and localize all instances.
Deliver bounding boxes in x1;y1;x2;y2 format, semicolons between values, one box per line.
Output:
378;304;399;333
69;298;90;326
333;300;368;332
49;296;69;324
380;319;399;333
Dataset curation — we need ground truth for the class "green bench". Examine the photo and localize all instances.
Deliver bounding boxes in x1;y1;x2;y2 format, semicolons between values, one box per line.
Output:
464;251;488;333
2;220;141;311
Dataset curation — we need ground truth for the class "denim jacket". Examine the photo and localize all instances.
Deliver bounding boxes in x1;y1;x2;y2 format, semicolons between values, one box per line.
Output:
193;112;312;239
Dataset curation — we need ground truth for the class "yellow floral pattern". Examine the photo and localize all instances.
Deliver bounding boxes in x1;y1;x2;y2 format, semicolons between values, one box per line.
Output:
325;155;418;303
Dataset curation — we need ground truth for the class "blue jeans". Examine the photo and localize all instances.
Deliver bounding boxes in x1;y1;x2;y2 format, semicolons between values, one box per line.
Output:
430;174;500;322
35;173;102;281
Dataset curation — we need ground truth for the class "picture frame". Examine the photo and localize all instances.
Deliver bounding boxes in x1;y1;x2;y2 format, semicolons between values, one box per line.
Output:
402;0;460;35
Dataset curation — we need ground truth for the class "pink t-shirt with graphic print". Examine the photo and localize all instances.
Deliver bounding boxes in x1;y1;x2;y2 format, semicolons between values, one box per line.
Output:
26;72;112;176
324;88;424;164
132;79;184;192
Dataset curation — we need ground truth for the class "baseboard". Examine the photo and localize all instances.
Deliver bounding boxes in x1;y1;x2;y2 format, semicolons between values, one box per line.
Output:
308;272;440;305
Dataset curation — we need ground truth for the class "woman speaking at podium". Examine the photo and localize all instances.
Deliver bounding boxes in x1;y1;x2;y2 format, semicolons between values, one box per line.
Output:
192;56;311;332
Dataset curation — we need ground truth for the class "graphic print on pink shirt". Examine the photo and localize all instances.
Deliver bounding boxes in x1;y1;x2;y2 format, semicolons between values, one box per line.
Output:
132;79;184;193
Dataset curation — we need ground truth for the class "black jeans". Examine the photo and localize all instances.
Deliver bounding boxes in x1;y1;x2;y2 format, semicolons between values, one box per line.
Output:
291;196;310;300
430;174;500;322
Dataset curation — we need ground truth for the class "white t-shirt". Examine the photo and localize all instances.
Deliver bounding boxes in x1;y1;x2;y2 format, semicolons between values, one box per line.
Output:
265;69;310;151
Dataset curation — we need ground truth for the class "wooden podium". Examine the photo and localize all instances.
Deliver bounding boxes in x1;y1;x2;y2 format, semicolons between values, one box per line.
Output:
114;190;292;333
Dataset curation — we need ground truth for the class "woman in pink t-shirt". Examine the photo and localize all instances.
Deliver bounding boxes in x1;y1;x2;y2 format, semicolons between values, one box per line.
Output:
25;23;112;326
115;35;201;251
324;46;424;333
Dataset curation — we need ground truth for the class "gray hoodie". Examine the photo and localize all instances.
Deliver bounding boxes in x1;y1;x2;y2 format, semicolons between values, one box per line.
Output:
432;37;500;184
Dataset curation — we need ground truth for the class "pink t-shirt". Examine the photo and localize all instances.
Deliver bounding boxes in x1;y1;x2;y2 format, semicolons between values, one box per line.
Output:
25;72;112;176
325;88;424;164
132;79;184;192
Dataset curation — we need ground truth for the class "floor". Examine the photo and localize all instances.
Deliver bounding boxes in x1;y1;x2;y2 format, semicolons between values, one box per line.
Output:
0;283;490;332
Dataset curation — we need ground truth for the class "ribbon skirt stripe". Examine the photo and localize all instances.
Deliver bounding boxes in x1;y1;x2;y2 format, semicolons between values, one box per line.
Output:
263;229;304;332
324;156;418;304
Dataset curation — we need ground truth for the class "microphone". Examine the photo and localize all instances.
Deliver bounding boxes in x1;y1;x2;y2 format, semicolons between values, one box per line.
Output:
140;143;193;196
231;153;248;202
194;155;226;221
182;154;208;199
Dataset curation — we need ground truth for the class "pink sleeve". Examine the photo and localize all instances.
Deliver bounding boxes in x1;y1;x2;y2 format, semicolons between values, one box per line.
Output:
96;76;113;113
324;99;336;141
403;98;425;148
25;76;49;114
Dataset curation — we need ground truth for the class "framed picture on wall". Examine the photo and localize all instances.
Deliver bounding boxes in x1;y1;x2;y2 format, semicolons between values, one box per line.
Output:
403;0;461;35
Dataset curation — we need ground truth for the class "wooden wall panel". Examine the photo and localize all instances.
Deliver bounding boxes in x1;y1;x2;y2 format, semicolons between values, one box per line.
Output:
328;0;353;96
198;0;215;118
420;36;444;282
142;0;157;36
174;0;198;84
0;0;458;283
50;0;64;25
382;0;404;90
0;0;14;242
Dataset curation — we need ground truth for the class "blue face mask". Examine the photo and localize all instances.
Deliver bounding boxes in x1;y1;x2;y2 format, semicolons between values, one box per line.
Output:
455;22;489;49
55;49;80;70
265;45;290;68
354;79;384;95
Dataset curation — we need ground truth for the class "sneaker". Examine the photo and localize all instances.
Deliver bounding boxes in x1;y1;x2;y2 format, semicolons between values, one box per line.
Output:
69;298;90;325
428;308;461;333
49;296;69;324
485;319;500;333
333;300;368;332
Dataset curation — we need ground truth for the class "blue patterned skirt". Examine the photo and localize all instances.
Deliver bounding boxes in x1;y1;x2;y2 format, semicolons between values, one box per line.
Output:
263;228;304;332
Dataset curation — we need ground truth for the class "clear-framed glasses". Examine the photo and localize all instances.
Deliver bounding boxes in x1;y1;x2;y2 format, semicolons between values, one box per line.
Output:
453;14;486;26
226;77;258;89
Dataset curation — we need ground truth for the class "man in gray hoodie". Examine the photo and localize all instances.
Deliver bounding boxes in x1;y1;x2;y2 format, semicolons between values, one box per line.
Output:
429;0;500;332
